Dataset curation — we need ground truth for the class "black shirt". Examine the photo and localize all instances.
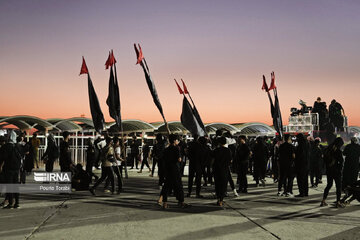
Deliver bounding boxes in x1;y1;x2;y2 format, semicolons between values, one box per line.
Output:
163;145;181;177
213;146;232;174
236;143;250;163
279;142;295;168
60;140;72;167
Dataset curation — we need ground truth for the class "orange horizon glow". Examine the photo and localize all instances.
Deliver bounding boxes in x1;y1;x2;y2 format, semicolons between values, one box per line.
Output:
1;1;360;127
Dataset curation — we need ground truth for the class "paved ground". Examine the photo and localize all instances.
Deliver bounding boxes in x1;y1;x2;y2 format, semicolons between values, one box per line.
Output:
0;168;359;240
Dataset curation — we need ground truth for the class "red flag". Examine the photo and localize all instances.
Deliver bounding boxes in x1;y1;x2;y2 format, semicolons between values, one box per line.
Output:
134;43;144;65
80;57;89;75
105;50;117;69
174;79;184;94
181;79;189;94
262;75;269;92
105;52;111;69
269;71;276;91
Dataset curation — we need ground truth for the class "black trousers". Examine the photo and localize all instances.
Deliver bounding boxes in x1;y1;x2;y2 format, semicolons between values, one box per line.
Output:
323;172;342;202
237;161;248;191
297;171;309;196
92;166;114;193
188;164;202;195
272;157;279;180
152;159;165;186
158;160;165;186
130;154;139;168
45;159;55;172
140;157;150;170
227;168;235;190
105;166;122;191
180;156;187;176
214;171;227;201
86;161;98;182
310;164;320;186
202;162;212;184
253;160;266;184
5;170;20;205
278;167;294;193
162;176;184;203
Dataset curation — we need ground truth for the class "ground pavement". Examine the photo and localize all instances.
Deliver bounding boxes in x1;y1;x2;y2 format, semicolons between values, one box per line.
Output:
0;168;359;240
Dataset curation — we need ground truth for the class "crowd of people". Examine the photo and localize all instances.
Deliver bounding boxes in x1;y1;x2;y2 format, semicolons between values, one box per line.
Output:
1;128;360;209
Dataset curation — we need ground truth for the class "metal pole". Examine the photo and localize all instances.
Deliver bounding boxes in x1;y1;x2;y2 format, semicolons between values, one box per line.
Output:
81;131;84;163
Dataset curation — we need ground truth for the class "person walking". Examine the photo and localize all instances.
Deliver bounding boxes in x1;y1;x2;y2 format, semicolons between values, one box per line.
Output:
236;135;251;194
42;133;59;173
309;138;322;188
278;134;295;197
321;137;345;207
342;137;360;189
89;137;115;195
150;134;166;189
138;139;151;173
187;135;204;198
0;131;22;209
59;131;73;172
161;134;188;209
213;137;232;206
253;137;267;187
31;133;40;169
85;138;99;183
295;134;310;197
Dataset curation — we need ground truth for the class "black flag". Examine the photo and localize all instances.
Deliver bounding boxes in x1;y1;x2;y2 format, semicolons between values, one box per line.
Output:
181;96;206;136
80;57;105;133
134;44;165;120
273;89;283;138
181;79;207;136
87;76;105;133
106;51;121;129
262;73;283;139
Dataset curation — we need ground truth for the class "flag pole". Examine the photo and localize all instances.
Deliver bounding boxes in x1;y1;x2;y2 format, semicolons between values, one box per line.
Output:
181;79;196;108
142;59;171;135
180;79;207;136
113;60;128;179
136;46;170;135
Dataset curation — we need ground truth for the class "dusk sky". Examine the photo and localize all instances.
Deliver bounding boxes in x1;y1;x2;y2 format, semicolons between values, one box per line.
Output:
1;0;360;126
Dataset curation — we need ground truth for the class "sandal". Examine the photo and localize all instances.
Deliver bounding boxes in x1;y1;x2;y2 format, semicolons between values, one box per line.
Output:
179;202;190;208
335;201;345;208
320;200;328;207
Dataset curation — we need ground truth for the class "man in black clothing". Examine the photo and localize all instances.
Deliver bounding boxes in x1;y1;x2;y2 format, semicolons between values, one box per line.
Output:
200;137;212;186
187;135;204;198
151;134;166;188
0;131;22;209
253;137;267;187
86;138;99;183
213;137;232;206
321;137;345;207
129;136;140;169
295;134;309;197
342;137;360;189
72;164;91;191
312;97;328;130
329;99;345;131
93;135;103;169
161;134;187;208
309;139;322;188
43;133;59;173
139;139;151;173
236;135;250;193
278;134;295;197
178;136;188;176
59;131;73;172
